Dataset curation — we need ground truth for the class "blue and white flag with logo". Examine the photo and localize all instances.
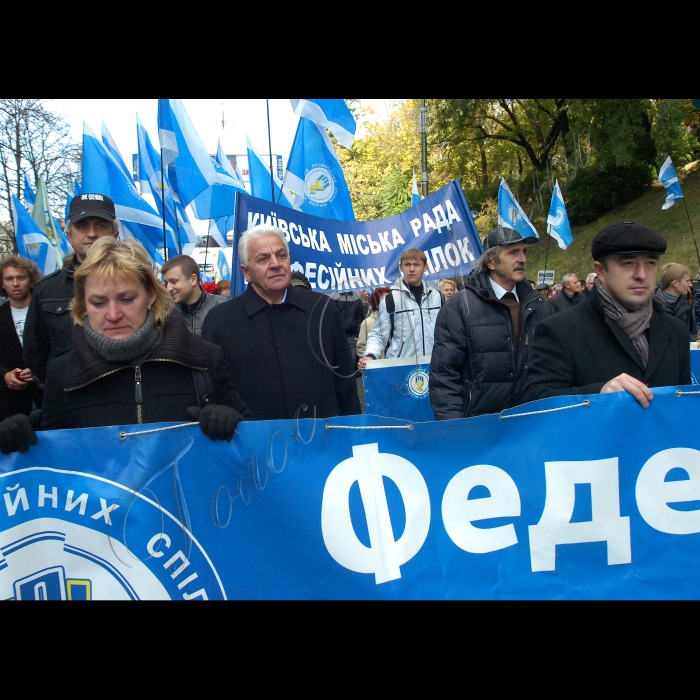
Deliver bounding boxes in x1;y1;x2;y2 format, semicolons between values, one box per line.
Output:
659;156;684;210
102;122;136;184
412;170;421;206
11;196;58;275
290;99;357;150
497;178;538;240
246;136;296;209
546;179;574;250
82;122;180;256
216;247;232;282
24;173;36;210
157;99;245;220
283;117;355;221
205;140;237;249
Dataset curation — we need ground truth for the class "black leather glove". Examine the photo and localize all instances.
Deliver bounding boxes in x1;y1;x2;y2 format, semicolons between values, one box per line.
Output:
187;405;242;441
0;413;38;455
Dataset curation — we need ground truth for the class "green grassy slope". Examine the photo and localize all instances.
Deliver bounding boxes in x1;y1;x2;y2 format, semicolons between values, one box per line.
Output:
522;161;700;283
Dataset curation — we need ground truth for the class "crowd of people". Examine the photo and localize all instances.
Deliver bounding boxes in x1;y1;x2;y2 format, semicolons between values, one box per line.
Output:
0;191;697;454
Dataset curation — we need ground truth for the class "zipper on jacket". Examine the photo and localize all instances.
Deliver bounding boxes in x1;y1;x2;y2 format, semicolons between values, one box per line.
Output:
135;365;143;424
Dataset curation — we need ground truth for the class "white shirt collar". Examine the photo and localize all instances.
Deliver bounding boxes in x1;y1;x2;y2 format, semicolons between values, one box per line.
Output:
489;277;519;302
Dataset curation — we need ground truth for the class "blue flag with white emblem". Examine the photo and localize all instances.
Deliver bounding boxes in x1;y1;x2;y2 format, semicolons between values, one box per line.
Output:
283;117;355;221
290;99;356;150
157;99;246;220
412;169;421;206
659;156;684;210
497;178;538;239
546;179;574;250
206;140;237;249
216;248;232;282
11;196;58;275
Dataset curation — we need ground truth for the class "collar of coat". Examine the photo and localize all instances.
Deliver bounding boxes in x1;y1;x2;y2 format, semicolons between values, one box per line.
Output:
63;311;207;388
465;270;540;306
243;283;308;317
391;278;437;301
176;286;210;314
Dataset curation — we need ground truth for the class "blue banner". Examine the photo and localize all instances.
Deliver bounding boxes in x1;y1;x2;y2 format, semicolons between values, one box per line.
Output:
2;387;700;599
232;180;482;296
363;356;434;422
691;347;699;384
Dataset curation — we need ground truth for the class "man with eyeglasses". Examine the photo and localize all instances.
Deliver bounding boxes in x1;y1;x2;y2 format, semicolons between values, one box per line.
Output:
202;225;360;420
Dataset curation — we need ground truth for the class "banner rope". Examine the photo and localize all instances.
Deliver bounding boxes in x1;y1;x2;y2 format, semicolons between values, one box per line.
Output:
676;389;700;396
326;423;414;430
499;399;590;420
119;422;198;440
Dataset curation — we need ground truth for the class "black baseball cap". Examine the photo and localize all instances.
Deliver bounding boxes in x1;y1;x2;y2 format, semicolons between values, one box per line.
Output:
68;193;116;223
591;222;667;260
483;226;538;250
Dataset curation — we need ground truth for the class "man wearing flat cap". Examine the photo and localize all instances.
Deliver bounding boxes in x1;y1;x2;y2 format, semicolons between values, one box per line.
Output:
23;193;119;383
430;226;552;419
523;222;691;407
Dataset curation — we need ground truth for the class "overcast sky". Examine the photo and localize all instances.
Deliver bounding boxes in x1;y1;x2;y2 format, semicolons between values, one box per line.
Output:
49;99;393;164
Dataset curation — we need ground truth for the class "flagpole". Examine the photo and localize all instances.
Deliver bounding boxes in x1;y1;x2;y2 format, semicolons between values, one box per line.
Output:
420;99;428;198
174;205;183;255
544;230;552;271
266;100;275;203
682;198;700;268
160;149;168;262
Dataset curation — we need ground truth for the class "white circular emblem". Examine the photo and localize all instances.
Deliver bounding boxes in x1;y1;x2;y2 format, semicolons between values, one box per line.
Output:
304;166;336;204
25;242;41;259
405;368;430;400
508;205;522;224
550;207;565;227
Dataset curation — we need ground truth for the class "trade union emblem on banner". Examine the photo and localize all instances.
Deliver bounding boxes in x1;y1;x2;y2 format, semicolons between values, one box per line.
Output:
25;242;41;258
0;463;226;600
404;367;430;400
304;164;337;206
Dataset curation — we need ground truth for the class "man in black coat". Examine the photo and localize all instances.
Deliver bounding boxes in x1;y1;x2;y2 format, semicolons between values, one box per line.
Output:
202;226;360;421
0;256;43;420
523;222;691;407
653;262;695;340
430;226;552;419
548;272;582;313
23;193;118;383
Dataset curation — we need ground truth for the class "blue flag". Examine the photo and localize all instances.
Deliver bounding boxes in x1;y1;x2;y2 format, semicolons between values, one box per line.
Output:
24;173;36;210
290;99;356;150
659;156;683;210
157;99;245;220
546;180;574;250
497;178;538;240
82;122;179;256
206;140;239;249
246;136;296;208
216;248;232;282
102;122;136;184
412;170;421;206
65;178;82;226
283;117;355;221
11;196;59;275
137;115;198;255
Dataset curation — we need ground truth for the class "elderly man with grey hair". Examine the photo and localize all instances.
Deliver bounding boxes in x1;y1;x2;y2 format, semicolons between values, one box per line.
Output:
549;272;583;313
202;225;360;420
430;226;552;420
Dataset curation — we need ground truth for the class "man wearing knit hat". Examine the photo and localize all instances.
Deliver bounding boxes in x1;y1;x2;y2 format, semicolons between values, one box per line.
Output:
523;222;691;407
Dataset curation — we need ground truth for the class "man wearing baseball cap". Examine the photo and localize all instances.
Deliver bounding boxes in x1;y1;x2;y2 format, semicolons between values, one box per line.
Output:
23;193;119;383
523;222;691;407
430;226;552;419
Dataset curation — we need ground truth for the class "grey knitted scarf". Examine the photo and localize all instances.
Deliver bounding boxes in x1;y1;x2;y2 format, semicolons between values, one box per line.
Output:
83;308;163;363
595;277;652;366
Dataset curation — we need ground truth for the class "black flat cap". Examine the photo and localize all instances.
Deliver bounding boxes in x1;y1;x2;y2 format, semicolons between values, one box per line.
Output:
591;222;667;260
535;283;550;290
483;226;538;250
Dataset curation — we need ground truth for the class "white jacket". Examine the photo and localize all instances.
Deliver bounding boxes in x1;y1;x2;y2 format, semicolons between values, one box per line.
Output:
364;279;442;359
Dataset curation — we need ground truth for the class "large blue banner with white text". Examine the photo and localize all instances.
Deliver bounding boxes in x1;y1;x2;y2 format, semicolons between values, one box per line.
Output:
1;386;699;599
231;180;482;296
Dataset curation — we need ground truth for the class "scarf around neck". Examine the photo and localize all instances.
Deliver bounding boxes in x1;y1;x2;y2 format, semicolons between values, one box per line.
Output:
595;277;652;366
83;308;163;363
